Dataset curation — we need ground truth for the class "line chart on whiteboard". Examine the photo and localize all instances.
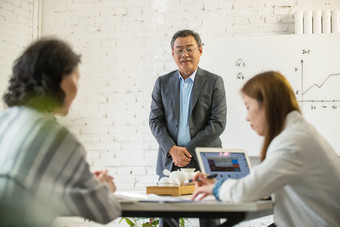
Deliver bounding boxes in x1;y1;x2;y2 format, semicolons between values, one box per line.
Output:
295;56;340;110
200;34;340;155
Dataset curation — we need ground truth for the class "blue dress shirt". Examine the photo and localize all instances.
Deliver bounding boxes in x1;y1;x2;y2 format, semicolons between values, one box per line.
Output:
177;69;197;146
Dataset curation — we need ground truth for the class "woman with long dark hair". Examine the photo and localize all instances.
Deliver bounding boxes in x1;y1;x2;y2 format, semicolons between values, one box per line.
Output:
192;71;340;226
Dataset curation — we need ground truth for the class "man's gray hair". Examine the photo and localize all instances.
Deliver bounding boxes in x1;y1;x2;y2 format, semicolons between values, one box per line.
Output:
170;29;202;49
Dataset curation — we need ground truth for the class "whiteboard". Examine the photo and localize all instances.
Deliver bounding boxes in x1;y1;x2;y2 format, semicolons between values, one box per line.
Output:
199;34;340;156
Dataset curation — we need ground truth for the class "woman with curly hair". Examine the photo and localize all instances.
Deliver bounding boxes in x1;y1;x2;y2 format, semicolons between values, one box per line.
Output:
192;71;340;227
0;38;121;226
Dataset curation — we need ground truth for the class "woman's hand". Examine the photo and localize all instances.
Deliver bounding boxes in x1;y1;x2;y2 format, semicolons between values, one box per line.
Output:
94;170;117;193
191;173;216;201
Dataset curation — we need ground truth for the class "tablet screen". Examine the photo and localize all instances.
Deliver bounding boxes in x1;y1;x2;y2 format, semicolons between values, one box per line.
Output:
199;151;251;180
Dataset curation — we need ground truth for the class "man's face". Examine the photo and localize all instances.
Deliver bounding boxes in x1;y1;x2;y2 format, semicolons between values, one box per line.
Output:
172;35;202;79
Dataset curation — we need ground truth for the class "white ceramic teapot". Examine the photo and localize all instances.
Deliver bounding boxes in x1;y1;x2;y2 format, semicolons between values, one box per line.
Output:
169;170;187;185
180;168;197;181
158;168;199;186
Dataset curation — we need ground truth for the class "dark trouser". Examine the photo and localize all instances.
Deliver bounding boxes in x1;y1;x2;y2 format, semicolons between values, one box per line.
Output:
159;218;220;227
158;162;220;227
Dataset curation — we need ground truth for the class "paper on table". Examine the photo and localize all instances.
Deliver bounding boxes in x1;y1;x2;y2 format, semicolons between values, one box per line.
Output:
114;191;192;203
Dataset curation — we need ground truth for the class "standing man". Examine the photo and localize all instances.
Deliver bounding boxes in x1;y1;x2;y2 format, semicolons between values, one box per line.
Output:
149;29;227;178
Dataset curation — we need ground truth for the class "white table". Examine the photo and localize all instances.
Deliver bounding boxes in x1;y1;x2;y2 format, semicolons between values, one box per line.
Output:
118;192;274;226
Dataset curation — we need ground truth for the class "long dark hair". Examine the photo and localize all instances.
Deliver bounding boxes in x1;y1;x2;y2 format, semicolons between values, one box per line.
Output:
3;38;81;112
241;71;301;161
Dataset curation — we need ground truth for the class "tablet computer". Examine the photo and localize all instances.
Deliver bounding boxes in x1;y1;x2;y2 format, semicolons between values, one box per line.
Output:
195;147;252;181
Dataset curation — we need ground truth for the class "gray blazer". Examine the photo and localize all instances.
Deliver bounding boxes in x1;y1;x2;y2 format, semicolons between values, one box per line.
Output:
149;67;227;177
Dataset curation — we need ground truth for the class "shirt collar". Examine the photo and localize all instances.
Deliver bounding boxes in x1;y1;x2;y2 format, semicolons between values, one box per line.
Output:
18;106;57;121
178;68;198;82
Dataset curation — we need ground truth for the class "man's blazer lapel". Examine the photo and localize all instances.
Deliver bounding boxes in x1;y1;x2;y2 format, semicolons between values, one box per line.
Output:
170;71;180;122
190;67;206;115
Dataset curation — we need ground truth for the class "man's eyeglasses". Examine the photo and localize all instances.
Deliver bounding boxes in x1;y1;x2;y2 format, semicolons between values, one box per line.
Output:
175;47;198;55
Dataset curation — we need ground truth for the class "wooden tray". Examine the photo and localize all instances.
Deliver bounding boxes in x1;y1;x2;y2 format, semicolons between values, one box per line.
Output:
146;185;195;196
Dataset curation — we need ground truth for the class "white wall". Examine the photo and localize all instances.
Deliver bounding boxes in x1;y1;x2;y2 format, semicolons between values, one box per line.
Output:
38;0;340;191
0;0;35;109
38;0;340;189
1;0;340;226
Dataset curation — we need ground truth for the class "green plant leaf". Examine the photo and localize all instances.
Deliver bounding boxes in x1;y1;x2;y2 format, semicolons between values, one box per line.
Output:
124;218;135;226
142;223;153;227
118;218;124;224
180;217;185;227
151;219;159;225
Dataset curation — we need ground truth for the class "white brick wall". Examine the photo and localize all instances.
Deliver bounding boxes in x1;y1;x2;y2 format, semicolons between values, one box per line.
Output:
39;0;340;190
0;0;35;109
2;0;340;226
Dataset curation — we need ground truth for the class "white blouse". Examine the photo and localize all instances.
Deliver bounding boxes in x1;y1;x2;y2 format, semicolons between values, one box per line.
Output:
218;111;340;227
